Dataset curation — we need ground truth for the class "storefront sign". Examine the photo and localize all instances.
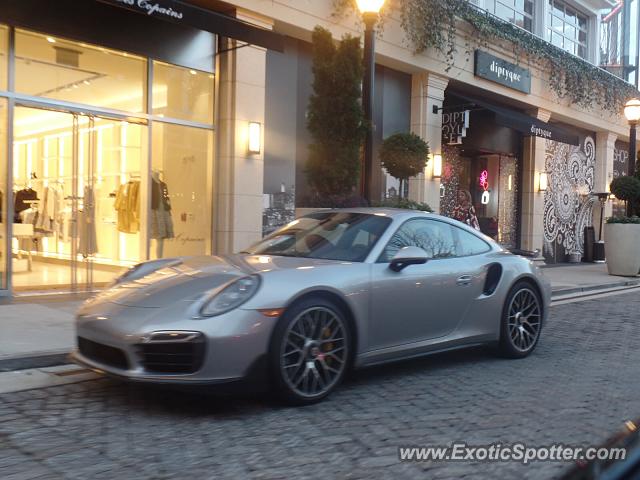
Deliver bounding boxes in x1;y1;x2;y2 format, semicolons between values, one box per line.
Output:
479;170;490;205
474;50;531;94
94;0;285;52
110;0;183;19
442;110;470;145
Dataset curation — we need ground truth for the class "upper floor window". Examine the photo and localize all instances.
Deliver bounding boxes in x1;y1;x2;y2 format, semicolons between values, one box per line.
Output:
546;0;588;59
488;0;535;32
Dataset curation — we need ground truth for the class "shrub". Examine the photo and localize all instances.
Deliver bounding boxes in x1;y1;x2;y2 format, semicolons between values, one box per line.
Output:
606;216;640;224
610;175;640;217
373;197;433;212
305;27;366;197
379;133;430;198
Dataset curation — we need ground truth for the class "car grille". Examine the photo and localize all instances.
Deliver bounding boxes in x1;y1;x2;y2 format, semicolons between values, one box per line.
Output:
78;337;129;370
136;331;205;374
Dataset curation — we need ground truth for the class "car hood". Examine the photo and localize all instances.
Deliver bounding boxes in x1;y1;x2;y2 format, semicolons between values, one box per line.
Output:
87;254;344;308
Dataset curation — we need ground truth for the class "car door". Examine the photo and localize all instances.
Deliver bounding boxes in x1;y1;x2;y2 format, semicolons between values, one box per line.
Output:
368;218;488;351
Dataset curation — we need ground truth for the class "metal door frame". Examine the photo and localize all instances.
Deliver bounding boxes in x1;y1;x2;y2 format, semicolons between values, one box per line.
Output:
10;101;147;294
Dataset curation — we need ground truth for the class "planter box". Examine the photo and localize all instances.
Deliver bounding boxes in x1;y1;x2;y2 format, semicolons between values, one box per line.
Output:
605;223;640;276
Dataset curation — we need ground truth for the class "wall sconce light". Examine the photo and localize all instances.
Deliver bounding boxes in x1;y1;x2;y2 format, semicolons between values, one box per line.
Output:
508;174;513;191
538;172;548;192
248;122;261;154
432;153;442;179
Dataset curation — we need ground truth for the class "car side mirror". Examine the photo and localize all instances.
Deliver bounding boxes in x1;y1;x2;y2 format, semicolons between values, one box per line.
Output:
389;246;429;272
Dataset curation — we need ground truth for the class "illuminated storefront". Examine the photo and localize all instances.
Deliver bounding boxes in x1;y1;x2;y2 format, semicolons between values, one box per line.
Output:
0;0;282;294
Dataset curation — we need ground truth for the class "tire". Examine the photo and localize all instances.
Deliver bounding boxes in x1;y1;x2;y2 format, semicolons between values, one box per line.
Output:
498;281;543;359
269;297;351;405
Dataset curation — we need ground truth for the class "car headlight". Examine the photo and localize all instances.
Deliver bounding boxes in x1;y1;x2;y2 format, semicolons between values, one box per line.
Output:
199;275;261;317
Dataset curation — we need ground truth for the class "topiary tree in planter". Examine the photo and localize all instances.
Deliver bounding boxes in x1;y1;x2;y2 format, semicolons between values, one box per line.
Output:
305;26;366;203
379;132;430;198
610;175;640;217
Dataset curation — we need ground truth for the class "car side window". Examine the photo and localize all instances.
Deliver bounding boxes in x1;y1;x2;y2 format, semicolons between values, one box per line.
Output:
453;226;491;256
379;219;457;262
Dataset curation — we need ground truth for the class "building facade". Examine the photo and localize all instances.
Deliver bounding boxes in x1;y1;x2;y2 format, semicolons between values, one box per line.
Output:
0;0;635;295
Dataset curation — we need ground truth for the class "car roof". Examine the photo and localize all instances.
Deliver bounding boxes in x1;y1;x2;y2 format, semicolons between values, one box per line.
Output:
312;207;436;218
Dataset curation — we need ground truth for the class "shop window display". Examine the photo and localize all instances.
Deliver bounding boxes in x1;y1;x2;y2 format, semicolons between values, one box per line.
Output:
151;122;213;259
4;27;215;292
12;107;146;290
441;146;519;249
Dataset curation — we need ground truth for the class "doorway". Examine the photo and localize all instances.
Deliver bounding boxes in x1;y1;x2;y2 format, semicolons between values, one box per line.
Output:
12;105;147;292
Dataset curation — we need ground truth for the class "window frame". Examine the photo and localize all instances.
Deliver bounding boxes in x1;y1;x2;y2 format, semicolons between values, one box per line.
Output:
545;0;589;59
376;217;492;263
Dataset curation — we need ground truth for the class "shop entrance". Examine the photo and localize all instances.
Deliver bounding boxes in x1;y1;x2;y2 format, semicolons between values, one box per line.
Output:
12;105;147;292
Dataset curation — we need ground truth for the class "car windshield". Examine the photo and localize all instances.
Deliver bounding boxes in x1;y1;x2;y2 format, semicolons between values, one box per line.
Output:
245;212;391;262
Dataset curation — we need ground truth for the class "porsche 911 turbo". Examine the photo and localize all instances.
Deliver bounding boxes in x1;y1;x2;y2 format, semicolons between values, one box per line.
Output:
72;208;551;404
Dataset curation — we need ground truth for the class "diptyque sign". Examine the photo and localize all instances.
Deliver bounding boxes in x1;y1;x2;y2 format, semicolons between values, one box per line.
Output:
442;110;470;145
474;50;531;94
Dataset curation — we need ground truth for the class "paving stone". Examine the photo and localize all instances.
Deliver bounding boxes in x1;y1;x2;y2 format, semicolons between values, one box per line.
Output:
1;294;640;478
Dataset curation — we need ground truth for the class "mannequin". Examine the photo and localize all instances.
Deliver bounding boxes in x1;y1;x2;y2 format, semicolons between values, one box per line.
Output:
150;170;174;258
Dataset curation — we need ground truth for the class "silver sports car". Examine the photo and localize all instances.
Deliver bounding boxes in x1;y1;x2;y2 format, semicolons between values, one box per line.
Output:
73;208;551;404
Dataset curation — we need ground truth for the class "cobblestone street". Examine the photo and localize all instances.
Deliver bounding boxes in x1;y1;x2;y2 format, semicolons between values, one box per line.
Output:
2;293;640;480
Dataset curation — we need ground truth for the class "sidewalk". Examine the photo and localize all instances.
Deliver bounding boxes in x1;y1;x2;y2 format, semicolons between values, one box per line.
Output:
0;264;638;371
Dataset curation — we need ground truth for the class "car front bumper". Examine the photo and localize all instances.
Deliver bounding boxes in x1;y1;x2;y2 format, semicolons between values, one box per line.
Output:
72;302;276;387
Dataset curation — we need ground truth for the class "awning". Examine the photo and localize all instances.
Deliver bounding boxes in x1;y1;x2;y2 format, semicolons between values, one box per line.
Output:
454;95;580;146
95;0;285;52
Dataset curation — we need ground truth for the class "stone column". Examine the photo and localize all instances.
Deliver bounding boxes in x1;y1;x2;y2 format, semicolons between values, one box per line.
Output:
215;11;271;254
594;131;617;240
520;108;551;254
408;73;448;212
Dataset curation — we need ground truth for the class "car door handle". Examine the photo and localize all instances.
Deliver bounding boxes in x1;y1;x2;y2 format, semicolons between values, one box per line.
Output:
456;275;472;286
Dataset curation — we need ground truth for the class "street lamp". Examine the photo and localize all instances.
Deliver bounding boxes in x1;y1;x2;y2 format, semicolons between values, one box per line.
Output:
357;0;385;203
624;98;640;216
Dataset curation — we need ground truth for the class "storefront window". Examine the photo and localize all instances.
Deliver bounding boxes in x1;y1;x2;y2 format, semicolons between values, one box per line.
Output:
0;25;8;91
0;98;7;289
152;61;214;124
15;29;147;113
11;107;146;291
151;122;213;259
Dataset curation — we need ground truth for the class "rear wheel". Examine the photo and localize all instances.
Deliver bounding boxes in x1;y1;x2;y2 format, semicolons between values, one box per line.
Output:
270;298;351;405
498;282;542;358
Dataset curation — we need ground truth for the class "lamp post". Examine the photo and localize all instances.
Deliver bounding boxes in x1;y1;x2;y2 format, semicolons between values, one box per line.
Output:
356;0;385;204
624;99;640;210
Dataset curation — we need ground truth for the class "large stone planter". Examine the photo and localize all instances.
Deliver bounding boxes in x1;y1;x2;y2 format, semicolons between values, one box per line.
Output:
605;223;640;276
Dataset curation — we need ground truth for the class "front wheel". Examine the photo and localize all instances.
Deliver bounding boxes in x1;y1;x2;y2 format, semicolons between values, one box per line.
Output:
269;298;351;405
498;282;542;358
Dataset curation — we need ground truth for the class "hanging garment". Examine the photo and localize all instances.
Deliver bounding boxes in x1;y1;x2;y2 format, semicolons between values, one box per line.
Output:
78;185;97;256
14;188;38;223
150;178;174;240
36;184;64;233
114;180;140;233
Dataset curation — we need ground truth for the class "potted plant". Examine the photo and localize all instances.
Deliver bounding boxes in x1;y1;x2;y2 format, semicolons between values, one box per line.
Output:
605;175;640;276
379;132;430;199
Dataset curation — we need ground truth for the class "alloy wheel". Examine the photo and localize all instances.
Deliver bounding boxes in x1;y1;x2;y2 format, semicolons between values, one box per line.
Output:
507;287;541;352
280;306;348;399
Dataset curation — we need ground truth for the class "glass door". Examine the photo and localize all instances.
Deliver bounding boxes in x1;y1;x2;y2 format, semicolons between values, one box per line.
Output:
12;105;147;292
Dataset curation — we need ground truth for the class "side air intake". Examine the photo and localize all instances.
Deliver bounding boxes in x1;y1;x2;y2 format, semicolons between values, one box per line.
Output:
483;263;502;296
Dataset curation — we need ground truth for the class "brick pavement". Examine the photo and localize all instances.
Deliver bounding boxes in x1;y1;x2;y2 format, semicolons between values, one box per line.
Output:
2;293;640;479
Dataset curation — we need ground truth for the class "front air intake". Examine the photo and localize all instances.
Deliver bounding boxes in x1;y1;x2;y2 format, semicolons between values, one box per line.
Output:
135;331;205;374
